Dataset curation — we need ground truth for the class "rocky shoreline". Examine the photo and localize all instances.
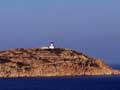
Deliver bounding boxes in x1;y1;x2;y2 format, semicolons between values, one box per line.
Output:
0;48;119;78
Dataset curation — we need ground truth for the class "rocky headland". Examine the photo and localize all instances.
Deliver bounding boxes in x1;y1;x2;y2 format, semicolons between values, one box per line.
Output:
0;48;119;78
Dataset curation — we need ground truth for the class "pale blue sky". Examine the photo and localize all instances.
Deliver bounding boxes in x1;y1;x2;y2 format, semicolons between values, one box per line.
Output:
0;0;120;64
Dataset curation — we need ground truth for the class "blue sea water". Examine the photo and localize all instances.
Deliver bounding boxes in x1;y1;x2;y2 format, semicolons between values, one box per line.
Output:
0;76;120;90
0;65;120;90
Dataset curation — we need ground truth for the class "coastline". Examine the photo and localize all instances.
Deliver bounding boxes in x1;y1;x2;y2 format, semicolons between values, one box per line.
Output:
0;48;119;78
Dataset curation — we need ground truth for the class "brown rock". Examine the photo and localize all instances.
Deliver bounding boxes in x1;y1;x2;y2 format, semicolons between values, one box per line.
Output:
0;48;119;78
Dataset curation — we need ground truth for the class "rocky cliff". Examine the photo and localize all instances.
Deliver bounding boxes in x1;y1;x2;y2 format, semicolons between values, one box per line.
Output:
0;48;119;77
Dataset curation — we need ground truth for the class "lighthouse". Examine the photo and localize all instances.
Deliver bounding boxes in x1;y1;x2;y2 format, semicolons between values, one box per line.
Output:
49;41;55;49
41;41;55;49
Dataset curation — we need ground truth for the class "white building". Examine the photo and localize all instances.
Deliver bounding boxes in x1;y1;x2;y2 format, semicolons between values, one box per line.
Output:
48;42;55;49
41;42;55;49
41;46;49;49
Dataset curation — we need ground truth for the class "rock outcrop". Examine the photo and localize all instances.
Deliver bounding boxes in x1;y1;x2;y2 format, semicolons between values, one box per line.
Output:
0;48;119;78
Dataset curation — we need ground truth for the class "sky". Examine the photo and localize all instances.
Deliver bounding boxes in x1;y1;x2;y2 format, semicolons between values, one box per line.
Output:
0;0;120;64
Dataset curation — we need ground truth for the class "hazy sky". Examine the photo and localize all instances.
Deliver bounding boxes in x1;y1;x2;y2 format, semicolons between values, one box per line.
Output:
0;0;120;64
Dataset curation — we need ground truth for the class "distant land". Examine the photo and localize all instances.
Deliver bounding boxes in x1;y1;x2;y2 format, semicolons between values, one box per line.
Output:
0;48;119;78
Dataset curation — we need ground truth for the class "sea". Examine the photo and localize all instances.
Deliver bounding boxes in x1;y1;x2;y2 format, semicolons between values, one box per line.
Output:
0;65;120;90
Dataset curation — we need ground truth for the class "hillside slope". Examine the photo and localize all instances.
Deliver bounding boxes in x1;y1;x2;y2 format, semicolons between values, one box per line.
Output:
0;48;119;77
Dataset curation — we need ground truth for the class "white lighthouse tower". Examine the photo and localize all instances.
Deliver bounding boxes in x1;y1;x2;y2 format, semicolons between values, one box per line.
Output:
49;41;55;49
